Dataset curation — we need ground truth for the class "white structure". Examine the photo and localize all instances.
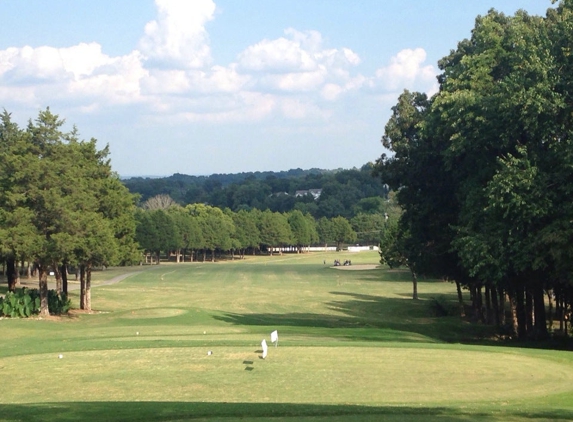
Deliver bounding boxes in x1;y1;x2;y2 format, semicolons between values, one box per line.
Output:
294;189;322;200
271;330;278;347
347;245;379;252
261;339;268;359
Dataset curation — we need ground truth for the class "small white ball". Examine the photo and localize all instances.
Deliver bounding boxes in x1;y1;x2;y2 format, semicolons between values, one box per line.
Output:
136;332;139;336
203;331;206;334
58;354;63;359
207;350;212;356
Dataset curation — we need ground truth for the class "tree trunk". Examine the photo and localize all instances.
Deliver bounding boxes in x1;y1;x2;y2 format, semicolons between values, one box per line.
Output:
6;257;17;292
85;262;92;311
557;291;564;333
547;289;553;332
80;264;87;310
498;288;506;326
15;260;21;287
53;261;62;294
476;286;485;323
38;264;49;316
455;280;465;317
525;289;534;335
491;285;500;327
485;285;492;325
515;286;527;340
211;249;215;262
533;284;548;339
61;261;68;295
509;290;519;338
410;268;418;300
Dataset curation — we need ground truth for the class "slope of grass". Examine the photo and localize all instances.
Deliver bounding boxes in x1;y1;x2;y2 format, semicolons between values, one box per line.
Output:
0;251;572;421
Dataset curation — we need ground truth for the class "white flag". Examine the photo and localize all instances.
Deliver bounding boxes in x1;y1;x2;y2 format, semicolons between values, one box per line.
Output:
261;339;268;359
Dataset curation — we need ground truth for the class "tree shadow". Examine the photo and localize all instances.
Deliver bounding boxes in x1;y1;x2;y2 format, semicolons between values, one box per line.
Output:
214;287;573;349
0;401;571;422
213;289;495;344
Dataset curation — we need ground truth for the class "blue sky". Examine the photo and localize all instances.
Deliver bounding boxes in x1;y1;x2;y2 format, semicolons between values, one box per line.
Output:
0;0;555;177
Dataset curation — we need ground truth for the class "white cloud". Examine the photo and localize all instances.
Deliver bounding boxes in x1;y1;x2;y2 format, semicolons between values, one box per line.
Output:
0;0;437;130
236;28;361;98
237;35;317;73
138;0;216;69
260;68;327;92
372;48;437;92
279;97;330;120
321;83;343;101
0;43;147;110
158;91;277;123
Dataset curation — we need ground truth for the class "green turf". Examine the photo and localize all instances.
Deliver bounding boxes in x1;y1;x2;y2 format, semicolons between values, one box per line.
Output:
0;251;572;421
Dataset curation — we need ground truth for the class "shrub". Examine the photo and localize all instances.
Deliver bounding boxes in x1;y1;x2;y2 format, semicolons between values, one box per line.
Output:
48;290;71;315
0;289;40;318
0;288;70;317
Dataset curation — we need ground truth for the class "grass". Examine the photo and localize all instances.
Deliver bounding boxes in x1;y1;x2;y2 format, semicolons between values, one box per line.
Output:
1;251;572;421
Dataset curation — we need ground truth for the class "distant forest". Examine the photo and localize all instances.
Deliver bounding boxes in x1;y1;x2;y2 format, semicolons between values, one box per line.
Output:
122;163;388;219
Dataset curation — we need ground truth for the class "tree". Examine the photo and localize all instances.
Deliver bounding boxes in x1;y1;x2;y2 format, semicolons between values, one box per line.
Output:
230;209;261;258
374;4;573;334
143;194;177;210
187;204;235;261
287;210;314;252
316;217;335;250
351;213;386;245
0;111;36;292
169;206;203;262
258;210;293;255
0;108;138;314
330;216;356;251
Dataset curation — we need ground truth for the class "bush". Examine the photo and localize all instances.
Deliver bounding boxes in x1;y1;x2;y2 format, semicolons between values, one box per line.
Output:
48;290;71;315
0;289;40;318
0;288;70;317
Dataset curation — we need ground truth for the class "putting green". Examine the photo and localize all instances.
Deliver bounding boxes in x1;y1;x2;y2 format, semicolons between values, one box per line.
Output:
2;346;572;405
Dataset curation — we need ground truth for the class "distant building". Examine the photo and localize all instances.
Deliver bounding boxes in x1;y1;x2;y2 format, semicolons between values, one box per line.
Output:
294;189;322;200
269;191;289;197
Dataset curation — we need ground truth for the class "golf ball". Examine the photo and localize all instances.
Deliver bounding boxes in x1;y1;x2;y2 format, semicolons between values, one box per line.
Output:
58;354;63;359
136;332;139;335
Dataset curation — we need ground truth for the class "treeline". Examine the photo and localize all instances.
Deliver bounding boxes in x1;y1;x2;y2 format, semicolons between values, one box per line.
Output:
376;3;573;340
0;109;139;315
123;164;389;219
135;201;396;263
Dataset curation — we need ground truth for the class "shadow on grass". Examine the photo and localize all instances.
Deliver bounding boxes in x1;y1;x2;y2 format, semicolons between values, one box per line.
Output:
1;402;572;422
214;290;495;344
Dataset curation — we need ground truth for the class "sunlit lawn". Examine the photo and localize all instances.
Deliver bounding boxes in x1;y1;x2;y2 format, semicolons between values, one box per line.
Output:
1;251;572;421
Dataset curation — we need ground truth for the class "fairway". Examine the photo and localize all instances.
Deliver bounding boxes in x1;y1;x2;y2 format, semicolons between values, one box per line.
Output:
1;251;573;421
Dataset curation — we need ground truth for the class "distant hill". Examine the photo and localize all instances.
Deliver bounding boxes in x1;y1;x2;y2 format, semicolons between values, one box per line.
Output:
122;163;388;219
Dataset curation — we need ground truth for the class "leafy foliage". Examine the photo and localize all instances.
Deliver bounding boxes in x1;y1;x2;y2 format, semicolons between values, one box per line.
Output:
0;288;69;317
123;165;388;219
374;2;573;339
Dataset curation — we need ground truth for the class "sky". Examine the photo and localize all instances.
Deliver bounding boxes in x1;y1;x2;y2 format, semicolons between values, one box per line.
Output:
0;0;556;177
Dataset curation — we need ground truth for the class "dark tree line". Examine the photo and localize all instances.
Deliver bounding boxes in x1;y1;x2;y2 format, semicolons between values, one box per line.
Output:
376;2;573;340
123;164;389;219
134;204;361;263
0;109;139;314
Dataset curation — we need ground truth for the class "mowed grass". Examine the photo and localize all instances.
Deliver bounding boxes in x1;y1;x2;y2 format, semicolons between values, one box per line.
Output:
1;251;573;421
